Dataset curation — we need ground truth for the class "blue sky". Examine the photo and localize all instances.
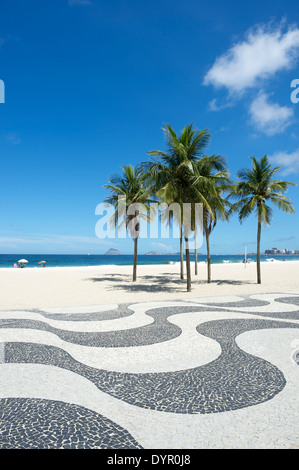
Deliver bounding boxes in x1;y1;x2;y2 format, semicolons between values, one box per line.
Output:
0;0;299;255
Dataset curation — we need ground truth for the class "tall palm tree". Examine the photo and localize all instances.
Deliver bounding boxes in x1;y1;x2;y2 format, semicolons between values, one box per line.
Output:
142;123;214;292
104;165;152;282
230;156;296;284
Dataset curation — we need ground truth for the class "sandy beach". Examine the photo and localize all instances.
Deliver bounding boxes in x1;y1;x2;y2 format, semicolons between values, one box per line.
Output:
1;260;299;310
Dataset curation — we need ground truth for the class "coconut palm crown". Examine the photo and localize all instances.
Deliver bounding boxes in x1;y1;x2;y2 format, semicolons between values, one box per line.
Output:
141;123;218;291
230;155;296;284
104;164;153;281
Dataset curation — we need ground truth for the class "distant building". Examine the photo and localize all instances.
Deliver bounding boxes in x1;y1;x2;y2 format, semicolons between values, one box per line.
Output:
264;247;295;255
265;247;280;254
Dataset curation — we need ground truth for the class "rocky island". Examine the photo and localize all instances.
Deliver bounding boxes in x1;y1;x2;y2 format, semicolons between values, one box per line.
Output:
104;248;123;255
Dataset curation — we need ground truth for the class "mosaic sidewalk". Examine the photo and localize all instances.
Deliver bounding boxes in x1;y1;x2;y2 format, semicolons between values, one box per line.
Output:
1;292;299;449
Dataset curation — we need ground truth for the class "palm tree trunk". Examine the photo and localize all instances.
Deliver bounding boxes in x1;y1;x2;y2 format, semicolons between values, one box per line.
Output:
185;236;191;292
206;230;211;283
180;224;184;280
257;211;261;284
133;236;138;282
194;225;198;276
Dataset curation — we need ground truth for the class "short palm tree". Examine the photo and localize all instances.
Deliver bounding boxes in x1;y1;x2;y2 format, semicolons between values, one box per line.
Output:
191;155;231;281
104;165;152;282
230;156;296;284
202;178;232;283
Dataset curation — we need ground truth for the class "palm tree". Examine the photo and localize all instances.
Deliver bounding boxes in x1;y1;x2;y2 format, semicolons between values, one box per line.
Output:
191;155;231;280
142;123;214;292
193;156;232;282
203;176;232;283
157;189;185;280
230;156;296;284
104;165;152;282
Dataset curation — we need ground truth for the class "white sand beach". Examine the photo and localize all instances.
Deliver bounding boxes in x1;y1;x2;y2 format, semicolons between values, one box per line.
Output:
1;259;299;310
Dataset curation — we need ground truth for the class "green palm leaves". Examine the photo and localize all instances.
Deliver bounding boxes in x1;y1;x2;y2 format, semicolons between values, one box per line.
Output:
103;129;296;291
196;157;232;283
104;165;153;281
142;123;229;291
230;156;296;284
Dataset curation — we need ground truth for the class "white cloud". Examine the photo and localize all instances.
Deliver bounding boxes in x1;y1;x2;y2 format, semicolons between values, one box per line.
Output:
204;23;299;94
6;132;21;145
249;92;294;135
0;233;111;249
208;98;234;112
268;149;299;175
68;0;92;6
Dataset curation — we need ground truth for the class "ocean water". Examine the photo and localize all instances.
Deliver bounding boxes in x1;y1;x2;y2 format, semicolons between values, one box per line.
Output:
0;253;299;269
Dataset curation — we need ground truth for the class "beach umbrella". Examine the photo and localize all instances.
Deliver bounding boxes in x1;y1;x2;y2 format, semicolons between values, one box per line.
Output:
18;259;28;263
38;261;46;264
